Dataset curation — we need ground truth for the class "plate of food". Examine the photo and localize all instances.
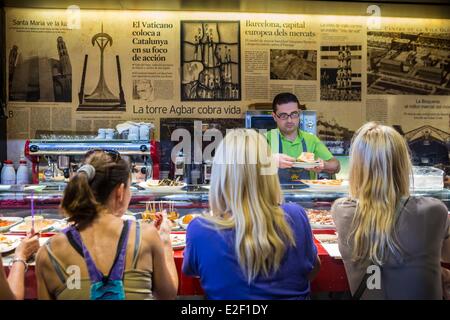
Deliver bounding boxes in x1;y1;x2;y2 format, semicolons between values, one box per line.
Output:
299;179;349;192
314;233;341;258
0;235;21;254
9;217;57;233
167;210;184;231
292;152;321;169
138;179;186;193
51;219;73;232
138;210;158;225
177;213;202;230
306;209;335;229
0;217;24;232
170;233;186;250
169;219;183;231
0;185;11;191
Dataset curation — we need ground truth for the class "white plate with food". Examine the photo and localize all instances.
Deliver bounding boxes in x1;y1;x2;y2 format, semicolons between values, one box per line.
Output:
306;209;335;229
0;217;24;232
292;152;320;168
292;161;321;169
51;219;73;232
23;185;47;192
138;179;186;193
139;218;184;231
170;233;186;250
314;233;338;244
177;214;202;230
0;235;21;254
9;219;58;233
169;220;183;231
0;185;12;191
299;179;349;192
314;234;341;259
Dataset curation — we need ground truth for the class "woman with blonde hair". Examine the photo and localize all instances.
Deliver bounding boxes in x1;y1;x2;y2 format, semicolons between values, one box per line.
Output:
182;129;320;299
332;122;450;299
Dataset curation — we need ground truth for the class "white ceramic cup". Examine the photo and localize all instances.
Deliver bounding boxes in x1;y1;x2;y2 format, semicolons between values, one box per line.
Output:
128;133;138;140
139;124;150;140
105;128;115;139
129;125;139;140
96;128;106;139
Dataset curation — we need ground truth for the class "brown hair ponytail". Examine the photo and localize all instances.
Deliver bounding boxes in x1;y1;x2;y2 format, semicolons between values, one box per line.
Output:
61;172;101;230
60;151;131;230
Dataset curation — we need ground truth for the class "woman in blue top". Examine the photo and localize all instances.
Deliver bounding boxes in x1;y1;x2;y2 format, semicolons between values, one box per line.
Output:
182;129;321;299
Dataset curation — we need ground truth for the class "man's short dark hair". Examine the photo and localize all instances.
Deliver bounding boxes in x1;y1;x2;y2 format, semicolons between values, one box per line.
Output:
272;92;300;112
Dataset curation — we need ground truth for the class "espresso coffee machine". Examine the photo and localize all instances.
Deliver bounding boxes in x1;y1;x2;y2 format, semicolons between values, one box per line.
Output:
25;139;156;184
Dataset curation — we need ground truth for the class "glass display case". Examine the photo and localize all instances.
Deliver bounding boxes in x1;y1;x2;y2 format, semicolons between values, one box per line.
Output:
1;184;448;297
0;184;449;225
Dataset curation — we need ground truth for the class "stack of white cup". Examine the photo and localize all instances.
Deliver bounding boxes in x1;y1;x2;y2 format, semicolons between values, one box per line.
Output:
126;124;150;140
96;128;116;139
128;125;139;140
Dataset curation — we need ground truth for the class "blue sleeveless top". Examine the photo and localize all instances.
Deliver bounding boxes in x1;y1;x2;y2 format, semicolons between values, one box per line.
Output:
64;220;131;300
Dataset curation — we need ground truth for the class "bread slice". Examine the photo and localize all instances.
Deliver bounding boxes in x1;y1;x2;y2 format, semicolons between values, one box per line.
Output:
297;152;316;163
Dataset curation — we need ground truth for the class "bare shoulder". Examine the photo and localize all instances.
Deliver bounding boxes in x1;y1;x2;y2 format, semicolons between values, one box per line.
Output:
45;233;70;253
38;232;75;264
139;222;162;250
36;242;50;267
36;234;66;271
48;232;69;246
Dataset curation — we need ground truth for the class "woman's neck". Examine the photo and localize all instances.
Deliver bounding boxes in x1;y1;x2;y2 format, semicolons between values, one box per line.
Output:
87;209;119;226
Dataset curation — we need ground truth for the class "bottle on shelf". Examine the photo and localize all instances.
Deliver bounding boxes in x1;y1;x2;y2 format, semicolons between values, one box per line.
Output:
203;160;212;184
16;159;30;185
1;160;16;185
174;151;185;181
190;163;201;185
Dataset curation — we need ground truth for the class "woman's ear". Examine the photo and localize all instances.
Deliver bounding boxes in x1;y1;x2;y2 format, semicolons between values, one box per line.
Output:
116;183;125;203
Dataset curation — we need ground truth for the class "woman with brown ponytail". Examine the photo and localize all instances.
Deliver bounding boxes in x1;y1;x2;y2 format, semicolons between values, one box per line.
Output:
35;150;178;300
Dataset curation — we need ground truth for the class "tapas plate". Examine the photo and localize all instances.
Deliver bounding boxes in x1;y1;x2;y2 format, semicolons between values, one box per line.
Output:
292;161;321;169
0;235;21;254
306;209;335;229
314;234;341;259
0;217;24;232
138;181;186;193
9;219;58;233
51;219;73;232
299;179;349;192
170;233;186;250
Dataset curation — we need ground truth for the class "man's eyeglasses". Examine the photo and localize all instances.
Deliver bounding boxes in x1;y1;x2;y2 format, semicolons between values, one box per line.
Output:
275;111;300;120
85;149;121;162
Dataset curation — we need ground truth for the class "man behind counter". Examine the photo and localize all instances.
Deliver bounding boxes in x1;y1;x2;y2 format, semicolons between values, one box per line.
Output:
267;92;340;183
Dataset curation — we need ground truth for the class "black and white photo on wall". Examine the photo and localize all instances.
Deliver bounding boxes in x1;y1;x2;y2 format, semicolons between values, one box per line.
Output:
367;31;450;95
270;49;317;80
8;36;72;103
320;44;362;101
77;24;126;112
181;21;241;101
